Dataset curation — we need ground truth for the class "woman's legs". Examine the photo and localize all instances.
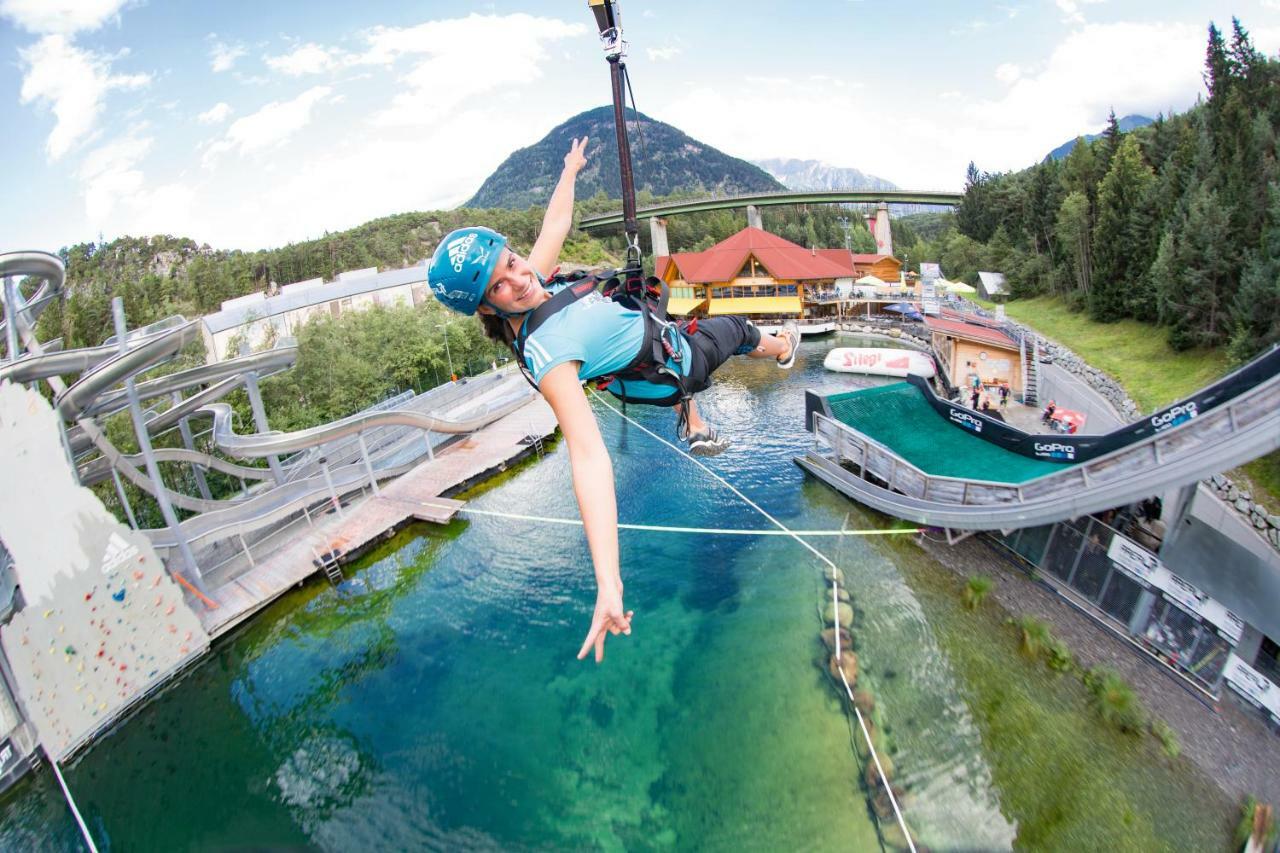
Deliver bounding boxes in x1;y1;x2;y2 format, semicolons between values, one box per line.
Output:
747;330;793;361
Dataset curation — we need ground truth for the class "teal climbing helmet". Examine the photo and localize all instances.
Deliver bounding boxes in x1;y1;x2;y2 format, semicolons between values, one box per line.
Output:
427;226;508;315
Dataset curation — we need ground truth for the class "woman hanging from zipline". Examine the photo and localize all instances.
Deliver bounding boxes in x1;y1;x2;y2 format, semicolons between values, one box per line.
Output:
426;137;799;664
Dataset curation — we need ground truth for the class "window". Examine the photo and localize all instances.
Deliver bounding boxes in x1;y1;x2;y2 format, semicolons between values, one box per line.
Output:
1044;524;1084;582
1008;525;1054;565
1143;600;1202;667
1071;540;1111;601
1098;571;1143;626
1256;636;1280;684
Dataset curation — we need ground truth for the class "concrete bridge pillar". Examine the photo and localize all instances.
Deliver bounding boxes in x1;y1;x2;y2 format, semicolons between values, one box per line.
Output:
872;202;892;255
649;217;670;258
746;205;763;230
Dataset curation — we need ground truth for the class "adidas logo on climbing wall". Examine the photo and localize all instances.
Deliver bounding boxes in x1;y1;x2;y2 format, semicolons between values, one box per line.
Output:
447;233;477;273
101;532;138;575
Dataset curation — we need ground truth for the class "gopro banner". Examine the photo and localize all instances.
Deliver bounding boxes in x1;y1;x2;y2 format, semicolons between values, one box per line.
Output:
904;344;1280;465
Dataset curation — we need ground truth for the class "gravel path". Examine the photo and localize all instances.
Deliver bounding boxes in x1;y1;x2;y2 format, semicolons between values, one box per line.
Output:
914;531;1280;807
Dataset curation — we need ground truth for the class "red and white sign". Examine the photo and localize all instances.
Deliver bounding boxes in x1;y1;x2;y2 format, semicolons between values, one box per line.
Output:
823;348;936;378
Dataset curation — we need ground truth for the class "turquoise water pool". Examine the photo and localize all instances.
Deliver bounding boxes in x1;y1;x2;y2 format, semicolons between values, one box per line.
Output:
0;335;1231;850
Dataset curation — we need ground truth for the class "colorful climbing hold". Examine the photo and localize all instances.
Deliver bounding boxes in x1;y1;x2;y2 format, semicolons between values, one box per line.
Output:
112;589;125;602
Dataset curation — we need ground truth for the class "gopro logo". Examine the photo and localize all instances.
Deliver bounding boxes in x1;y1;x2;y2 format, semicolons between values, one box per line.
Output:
1034;442;1076;460
949;410;982;432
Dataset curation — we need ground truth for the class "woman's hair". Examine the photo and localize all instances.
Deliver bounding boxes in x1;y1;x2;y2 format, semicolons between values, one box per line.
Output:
479;313;518;354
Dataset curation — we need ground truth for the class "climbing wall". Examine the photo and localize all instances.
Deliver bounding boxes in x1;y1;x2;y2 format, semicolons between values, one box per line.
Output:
0;382;209;762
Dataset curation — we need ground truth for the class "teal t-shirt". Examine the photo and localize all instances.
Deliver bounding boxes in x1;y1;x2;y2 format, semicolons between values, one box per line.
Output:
520;283;691;401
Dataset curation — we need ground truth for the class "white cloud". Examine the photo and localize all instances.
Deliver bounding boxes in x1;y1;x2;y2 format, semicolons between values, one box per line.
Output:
659;20;1217;189
350;14;585;127
197;102;232;124
0;0;130;34
203;86;332;166
266;43;339;76
77;130;197;237
647;46;681;62
1055;0;1105;25
18;34;150;160
995;62;1023;84
209;40;246;73
78;131;151;222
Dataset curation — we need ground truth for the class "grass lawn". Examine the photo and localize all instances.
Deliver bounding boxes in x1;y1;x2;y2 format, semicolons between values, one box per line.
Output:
999;296;1229;412
998;295;1279;510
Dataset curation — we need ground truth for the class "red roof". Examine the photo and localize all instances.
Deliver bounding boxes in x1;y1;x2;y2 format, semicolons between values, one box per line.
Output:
656;227;853;284
924;316;1018;349
849;253;900;265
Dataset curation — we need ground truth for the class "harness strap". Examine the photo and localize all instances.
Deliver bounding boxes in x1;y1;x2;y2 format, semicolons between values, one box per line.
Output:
512;269;694;418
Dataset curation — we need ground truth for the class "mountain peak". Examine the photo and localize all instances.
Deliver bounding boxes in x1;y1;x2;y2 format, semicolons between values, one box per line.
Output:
752;158;898;192
1044;114;1155;162
465;106;783;209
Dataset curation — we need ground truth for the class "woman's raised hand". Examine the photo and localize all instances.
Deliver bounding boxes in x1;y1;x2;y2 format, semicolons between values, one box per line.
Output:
577;583;632;664
564;136;589;174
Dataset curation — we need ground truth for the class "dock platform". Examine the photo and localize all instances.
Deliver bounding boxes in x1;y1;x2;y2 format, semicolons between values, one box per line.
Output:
198;394;557;637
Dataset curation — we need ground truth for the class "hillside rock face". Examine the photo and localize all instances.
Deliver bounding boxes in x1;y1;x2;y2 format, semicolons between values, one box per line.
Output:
465;106;783;209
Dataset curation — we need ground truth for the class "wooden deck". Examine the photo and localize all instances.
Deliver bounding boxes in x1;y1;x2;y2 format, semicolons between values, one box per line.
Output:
198;393;557;637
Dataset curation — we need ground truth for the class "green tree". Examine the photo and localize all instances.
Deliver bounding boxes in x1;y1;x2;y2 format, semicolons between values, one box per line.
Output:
1090;136;1157;320
1055;191;1093;300
1229;184;1280;361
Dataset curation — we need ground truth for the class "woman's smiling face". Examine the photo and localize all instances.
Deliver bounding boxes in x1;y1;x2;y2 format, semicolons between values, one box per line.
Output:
480;248;544;315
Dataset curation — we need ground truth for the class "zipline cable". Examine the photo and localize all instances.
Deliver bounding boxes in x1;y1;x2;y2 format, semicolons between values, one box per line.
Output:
423;503;918;537
49;752;99;853
586;390;917;852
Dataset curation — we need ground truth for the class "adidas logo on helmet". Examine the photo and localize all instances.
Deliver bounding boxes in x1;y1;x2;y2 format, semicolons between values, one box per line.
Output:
447;233;478;273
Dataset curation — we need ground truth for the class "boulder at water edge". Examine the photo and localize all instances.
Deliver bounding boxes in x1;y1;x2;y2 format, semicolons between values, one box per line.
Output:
822;601;854;628
821;627;852;654
829;651;859;684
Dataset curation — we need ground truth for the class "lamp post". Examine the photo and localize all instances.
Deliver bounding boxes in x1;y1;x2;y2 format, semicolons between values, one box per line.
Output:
436;322;456;381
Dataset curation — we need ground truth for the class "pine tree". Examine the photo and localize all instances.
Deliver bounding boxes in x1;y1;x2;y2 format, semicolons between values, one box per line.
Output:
1229;183;1280;361
1091;136;1157;319
1163;186;1234;349
1099;108;1122;173
958;162;998;242
1055;191;1093;299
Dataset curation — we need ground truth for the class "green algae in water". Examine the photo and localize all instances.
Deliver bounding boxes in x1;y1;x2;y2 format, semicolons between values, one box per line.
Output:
882;535;1235;851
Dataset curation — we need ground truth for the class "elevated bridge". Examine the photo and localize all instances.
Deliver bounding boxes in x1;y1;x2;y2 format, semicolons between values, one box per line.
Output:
577;188;963;231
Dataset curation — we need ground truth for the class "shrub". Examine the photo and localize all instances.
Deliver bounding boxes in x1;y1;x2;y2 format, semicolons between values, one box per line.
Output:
1150;718;1180;758
962;575;994;610
1086;667;1147;733
1046;638;1074;673
1018;616;1052;658
1234;796;1279;850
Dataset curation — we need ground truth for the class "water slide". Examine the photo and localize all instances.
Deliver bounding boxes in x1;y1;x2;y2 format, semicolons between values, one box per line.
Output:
3;248;538;559
797;346;1280;530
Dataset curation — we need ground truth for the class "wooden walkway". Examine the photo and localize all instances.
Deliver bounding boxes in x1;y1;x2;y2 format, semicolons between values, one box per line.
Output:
198;393;557;637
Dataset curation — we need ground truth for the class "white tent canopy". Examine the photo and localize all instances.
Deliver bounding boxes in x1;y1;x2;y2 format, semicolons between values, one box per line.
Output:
855;275;886;286
940;279;976;294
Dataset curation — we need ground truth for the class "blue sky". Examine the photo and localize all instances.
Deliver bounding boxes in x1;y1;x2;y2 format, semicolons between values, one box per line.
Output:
4;0;1280;252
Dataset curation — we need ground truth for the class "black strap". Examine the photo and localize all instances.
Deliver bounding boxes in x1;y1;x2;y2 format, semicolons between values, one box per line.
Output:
512;268;690;406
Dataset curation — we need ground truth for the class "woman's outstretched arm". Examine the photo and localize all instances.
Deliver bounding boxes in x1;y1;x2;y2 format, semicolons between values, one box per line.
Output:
529;137;589;279
538;360;632;662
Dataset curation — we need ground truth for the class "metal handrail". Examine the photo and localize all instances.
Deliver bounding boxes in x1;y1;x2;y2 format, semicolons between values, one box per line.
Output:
812;365;1280;509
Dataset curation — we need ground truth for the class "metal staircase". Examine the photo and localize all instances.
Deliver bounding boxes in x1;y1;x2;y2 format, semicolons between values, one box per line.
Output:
1017;330;1040;406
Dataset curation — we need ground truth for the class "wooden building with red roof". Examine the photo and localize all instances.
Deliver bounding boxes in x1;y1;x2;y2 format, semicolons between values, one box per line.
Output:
655;226;884;322
925;315;1022;396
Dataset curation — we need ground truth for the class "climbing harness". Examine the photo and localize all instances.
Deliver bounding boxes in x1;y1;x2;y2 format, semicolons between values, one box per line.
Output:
511;267;700;435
